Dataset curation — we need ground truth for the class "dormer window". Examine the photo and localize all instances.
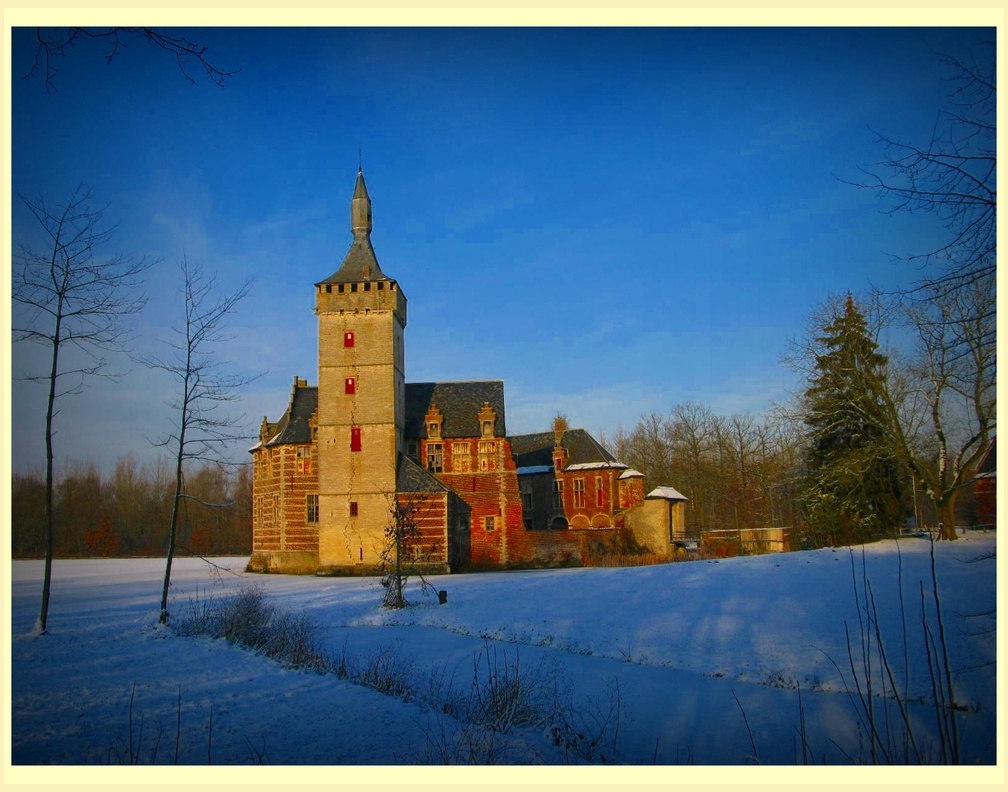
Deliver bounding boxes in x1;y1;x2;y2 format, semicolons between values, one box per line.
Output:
478;402;497;439
424;405;443;441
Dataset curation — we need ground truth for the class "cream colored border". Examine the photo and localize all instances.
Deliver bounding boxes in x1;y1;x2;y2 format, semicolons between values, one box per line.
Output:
3;5;1004;789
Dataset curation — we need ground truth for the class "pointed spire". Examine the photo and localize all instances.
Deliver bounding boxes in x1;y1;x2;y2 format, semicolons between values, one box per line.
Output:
351;167;372;238
317;167;387;285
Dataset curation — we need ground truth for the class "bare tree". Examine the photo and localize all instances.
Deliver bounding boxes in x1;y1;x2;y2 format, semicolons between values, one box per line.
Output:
12;186;151;633
853;40;995;349
141;256;256;623
380;494;439;609
882;276;995;540
23;27;239;92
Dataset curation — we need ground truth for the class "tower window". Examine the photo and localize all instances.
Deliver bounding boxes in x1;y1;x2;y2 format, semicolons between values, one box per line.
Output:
344;331;354;347
306;495;319;523
484;515;496;532
351;283;358;293
351;426;362;452
349;501;358;517
345;376;356;394
325;284;332;294
553;480;564;509
338;284;345;294
596;475;604;508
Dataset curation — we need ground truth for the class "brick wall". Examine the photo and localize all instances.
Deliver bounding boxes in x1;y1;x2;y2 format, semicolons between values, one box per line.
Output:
249;441;320;572
424;436;524;567
559;467;622;529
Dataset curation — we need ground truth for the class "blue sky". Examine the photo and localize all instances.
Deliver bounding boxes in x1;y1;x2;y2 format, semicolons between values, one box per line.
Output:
8;24;994;475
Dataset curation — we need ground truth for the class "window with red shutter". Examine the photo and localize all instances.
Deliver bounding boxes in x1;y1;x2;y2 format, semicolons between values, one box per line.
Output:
344;331;354;347
345;377;356;394
350;426;361;452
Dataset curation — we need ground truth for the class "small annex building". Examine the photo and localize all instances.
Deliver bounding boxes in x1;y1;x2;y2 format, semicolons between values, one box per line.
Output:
248;169;687;575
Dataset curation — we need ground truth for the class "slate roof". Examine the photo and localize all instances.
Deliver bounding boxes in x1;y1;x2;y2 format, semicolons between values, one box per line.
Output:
316;235;388;285
404;381;507;439
316;169;389;286
509;429;617;469
396;453;452;493
263;382;318;447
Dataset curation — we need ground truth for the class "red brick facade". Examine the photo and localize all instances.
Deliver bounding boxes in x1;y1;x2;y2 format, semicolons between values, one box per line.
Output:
418;434;525;567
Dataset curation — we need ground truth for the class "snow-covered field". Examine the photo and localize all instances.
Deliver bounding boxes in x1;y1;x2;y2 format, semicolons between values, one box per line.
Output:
5;531;1000;781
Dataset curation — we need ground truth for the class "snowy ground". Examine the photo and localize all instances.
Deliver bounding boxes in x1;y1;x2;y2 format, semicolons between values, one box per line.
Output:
5;531;1000;783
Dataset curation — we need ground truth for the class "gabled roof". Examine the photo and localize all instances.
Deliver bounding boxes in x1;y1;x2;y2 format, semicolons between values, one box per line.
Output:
405;381;507;439
261;381;318;447
509;428;617;469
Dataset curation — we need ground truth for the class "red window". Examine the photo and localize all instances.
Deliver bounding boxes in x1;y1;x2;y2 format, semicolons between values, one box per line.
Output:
344;331;354;348
345;376;356;394
349;501;358;517
350;426;361;452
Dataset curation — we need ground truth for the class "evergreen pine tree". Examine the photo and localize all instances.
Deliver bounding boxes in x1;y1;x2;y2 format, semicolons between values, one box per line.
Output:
801;294;905;546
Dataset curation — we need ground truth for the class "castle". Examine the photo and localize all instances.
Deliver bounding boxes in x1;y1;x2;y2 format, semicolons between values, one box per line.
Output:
248;169;687;574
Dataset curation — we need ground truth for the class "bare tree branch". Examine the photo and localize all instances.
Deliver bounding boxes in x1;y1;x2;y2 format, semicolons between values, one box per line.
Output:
24;27;239;92
845;40;996;358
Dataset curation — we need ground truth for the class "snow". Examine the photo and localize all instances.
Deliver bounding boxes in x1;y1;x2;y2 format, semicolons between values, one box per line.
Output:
5;531;1001;782
647;486;689;501
515;465;553;475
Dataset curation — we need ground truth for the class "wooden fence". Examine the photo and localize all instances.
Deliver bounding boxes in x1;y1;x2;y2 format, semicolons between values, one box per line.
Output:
700;527;793;558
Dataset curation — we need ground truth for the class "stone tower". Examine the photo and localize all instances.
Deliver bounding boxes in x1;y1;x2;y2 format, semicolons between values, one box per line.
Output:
314;168;408;571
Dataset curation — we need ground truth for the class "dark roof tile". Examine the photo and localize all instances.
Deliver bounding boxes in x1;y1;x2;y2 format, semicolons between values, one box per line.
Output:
265;382;317;446
509;428;616;468
405;381;507;439
396;453;450;493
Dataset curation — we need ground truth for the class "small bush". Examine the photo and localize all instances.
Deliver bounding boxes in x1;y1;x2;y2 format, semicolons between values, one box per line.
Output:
175;583;332;673
356;644;415;699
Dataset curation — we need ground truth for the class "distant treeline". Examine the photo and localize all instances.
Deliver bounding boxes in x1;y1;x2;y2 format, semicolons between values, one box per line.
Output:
603;404;806;537
602;402;948;547
11;455;252;559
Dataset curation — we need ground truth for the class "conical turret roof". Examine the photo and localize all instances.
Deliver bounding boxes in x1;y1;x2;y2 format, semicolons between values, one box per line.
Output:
317;168;388;285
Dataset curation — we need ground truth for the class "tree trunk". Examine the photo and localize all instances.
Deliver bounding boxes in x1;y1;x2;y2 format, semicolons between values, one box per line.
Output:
37;311;62;635
160;403;187;623
936;497;959;541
